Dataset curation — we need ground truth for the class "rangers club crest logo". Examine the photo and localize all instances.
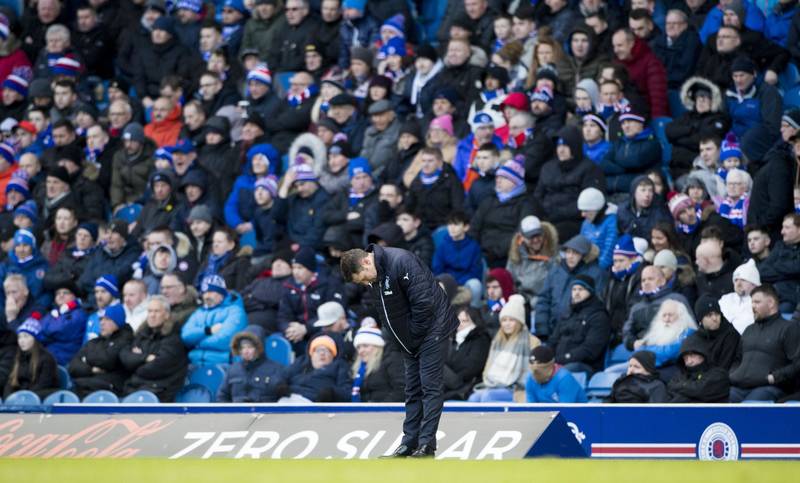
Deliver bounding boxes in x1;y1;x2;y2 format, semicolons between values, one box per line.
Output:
698;423;739;461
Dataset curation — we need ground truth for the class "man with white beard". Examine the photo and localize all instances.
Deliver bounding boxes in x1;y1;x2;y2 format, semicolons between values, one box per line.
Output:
719;259;761;334
634;299;697;369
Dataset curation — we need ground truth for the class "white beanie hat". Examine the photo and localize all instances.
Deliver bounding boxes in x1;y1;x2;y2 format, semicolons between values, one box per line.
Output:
499;294;526;326
577;187;606;211
733;258;761;286
653;249;678;270
353;327;385;347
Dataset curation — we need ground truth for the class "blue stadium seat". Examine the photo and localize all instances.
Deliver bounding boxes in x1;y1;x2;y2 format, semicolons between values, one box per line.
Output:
742;400;776;404
188;365;227;398
122;390;160;404
571;372;588;389
784;85;800;109
4;390;41;406
586;371;621;401
176;384;213;403
606;344;634;368
43;390;80;405
780;62;800;91
266;333;294;366
83;390;120;404
57;365;72;390
274;71;295;99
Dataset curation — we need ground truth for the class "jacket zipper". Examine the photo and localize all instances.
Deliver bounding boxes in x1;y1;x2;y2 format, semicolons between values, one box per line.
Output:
378;285;412;355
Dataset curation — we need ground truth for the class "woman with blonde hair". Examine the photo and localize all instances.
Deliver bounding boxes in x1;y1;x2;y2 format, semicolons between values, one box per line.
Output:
350;327;405;402
468;294;541;402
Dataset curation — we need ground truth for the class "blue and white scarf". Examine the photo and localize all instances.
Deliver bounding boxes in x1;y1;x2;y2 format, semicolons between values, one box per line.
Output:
351;361;366;402
496;183;526;203
420;168;441;186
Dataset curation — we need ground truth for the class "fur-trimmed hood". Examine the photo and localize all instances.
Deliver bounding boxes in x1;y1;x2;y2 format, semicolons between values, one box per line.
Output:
289;132;328;176
230;326;265;358
680;76;723;112
507;220;560;264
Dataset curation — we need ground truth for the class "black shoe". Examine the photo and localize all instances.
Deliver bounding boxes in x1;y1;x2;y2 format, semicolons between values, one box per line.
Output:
410;444;435;458
380;444;414;458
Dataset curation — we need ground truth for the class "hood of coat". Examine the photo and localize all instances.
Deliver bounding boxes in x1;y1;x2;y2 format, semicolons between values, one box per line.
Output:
231;325;265;358
680;76;724;112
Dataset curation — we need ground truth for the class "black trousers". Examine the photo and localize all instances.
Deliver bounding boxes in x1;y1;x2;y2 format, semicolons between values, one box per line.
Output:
400;329;449;450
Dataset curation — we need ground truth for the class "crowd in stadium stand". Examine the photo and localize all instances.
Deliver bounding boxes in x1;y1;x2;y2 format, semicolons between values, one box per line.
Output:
0;0;799;406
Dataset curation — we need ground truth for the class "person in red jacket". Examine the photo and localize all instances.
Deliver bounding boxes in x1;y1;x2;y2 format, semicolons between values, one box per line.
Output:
144;97;183;148
612;28;669;118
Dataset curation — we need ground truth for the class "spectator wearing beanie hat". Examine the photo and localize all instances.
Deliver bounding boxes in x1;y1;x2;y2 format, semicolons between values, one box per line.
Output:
607;350;669;403
535;234;608;340
453;111;503;183
338;0;379;69
6;228;51;310
4;315;60;400
605;234;646;342
68;302;135;398
524;344;589;403
82;275;121;343
578;187;617;269
687;293;741;371
224;142;278;238
471;156;545;267
600;106;662;194
351;326;405;402
403;43;442;118
469;294;541;402
277;246;345;354
322;156;378;250
720;258;761;335
283;333;352;402
668;191;743;258
275;160;330;250
38;279;88;366
535;125;605;242
181;274;247;365
5;172;30;210
244;63;281;123
548;274;612;375
582;114;611;165
12;199;38;229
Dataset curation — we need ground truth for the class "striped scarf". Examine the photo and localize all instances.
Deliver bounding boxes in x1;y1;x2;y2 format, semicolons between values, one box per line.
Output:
420;168;441;186
718;196;747;228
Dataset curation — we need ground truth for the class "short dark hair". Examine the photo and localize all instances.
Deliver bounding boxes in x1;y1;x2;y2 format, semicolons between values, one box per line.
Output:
699;135;721;146
396;207;421;220
751;284;779;303
340;249;369;282
784;213;800;227
700;225;723;243
447;211;470;225
54;78;76;93
744;224;770;237
419;146;443;161
629;8;652;22
52;119;75;133
477;143;499;155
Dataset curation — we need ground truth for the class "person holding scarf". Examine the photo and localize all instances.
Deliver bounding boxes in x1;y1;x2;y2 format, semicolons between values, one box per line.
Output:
714;168;751;229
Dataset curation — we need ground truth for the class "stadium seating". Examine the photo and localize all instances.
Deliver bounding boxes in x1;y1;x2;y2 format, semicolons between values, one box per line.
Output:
83;390;120;404
43;390;80;405
122;390;160;404
572;372;588;389
57;365;72;390
586;372;621;401
176;384;213;403
266;334;294;366
606;344;634;368
784;85;800;109
4;390;41;406
187;365;227;398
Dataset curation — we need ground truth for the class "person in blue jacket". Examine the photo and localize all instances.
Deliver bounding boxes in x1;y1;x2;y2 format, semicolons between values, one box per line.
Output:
601;108;662;194
453;112;503;182
432;211;483;302
284;334;352;402
38;281;87;366
699;0;765;44
0;229;51;310
181;274;248;365
764;0;798;47
217;325;287;403
582;114;611;164
535;234;608;340
224;143;278;237
577;187;618;269
525;345;588;403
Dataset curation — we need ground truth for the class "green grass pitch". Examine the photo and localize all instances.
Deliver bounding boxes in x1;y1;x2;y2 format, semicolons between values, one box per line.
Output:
0;458;795;483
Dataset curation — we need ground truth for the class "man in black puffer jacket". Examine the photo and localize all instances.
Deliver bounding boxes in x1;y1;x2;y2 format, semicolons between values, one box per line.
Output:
549;276;612;374
690;294;740;370
729;284;800;402
606;350;669;403
217;325;287;403
534;125;605;241
342;244;459;458
120;295;188;402
668;336;730;403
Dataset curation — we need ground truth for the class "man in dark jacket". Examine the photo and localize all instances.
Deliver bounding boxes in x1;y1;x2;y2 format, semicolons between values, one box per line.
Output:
601;108;661;194
607;350;669;403
667;336;730;402
74;4;116;80
284;334;351;401
605;235;644;344
68;304;134;398
217;325;287;403
471;158;544;267
616;175;672;239
342;244;459;458
435;38;483;107
274;164;330;250
443;306;490;400
323;157;379;250
277;247;345;354
535;125;605;240
264;71;316;152
690;295;741;370
266;0;321;72
694;239;736;300
404;147;465;231
244;66;282;123
550;276;612;374
758;213;800;312
240;250;294;334
729;284;800;402
120;295;187;402
652;9;701;89
78;220;141;300
132;170;178;239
